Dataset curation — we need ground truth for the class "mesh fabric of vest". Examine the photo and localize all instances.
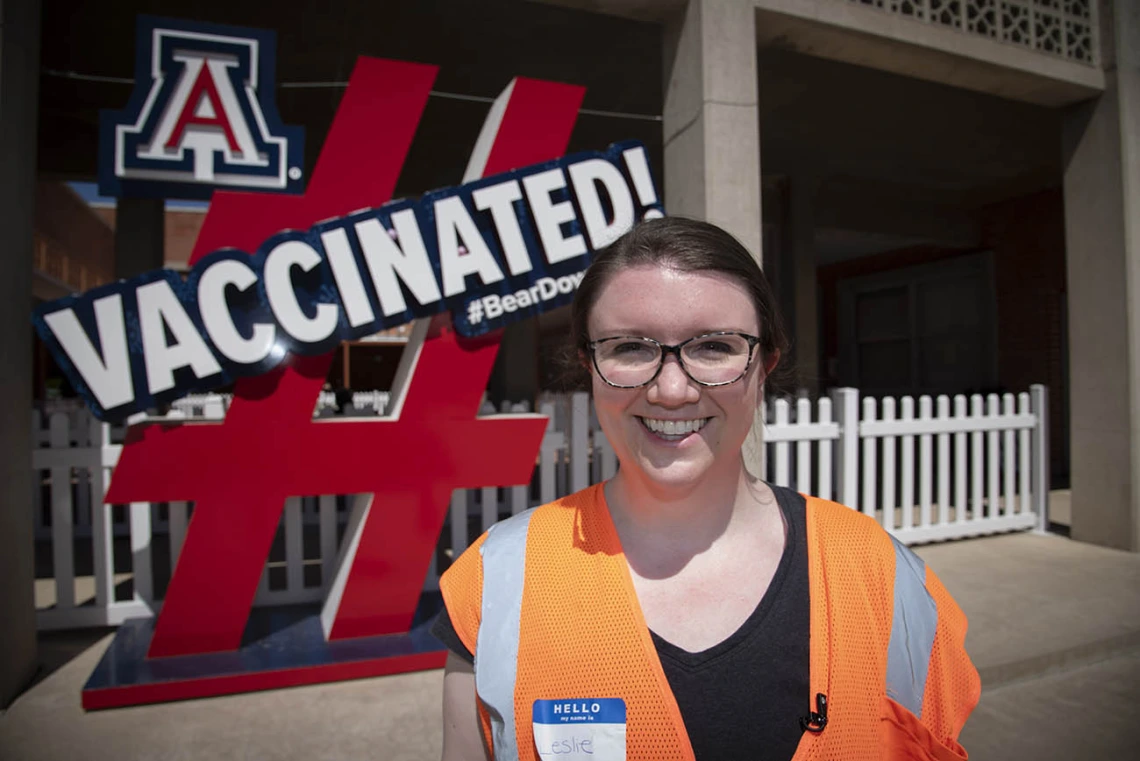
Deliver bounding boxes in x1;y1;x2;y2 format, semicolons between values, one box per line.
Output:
517;486;695;760
919;567;979;753
442;485;694;760
798;497;979;760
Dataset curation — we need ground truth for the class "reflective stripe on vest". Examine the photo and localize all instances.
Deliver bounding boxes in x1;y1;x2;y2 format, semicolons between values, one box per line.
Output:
885;535;939;717
475;509;535;761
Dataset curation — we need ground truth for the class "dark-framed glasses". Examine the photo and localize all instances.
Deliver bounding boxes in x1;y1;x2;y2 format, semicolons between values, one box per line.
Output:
588;332;761;388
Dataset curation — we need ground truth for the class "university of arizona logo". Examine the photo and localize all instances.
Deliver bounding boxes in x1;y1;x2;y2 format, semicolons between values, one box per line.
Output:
98;16;304;200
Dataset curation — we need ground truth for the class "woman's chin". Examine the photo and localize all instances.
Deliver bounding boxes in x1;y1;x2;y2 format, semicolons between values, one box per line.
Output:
632;454;716;494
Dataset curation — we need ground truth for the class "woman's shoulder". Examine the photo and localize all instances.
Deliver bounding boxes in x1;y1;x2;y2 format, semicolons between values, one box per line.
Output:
526;483;608;527
804;494;882;529
438;484;611;632
546;482;607;511
457;483;608;558
798;493;898;566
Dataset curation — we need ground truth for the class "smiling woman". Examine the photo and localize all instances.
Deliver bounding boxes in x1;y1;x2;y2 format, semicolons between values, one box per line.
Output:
584;265;771;505
434;217;980;761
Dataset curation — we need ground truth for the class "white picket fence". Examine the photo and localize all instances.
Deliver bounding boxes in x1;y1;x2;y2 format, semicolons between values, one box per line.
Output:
30;385;1048;631
763;386;1049;543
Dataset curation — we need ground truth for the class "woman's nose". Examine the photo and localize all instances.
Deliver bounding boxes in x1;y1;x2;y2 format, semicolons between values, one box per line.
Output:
647;355;699;406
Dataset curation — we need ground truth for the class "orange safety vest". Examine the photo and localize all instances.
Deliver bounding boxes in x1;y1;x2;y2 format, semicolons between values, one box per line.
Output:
440;484;980;760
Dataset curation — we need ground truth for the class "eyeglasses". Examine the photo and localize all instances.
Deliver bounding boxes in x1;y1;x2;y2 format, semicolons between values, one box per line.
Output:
588;332;761;388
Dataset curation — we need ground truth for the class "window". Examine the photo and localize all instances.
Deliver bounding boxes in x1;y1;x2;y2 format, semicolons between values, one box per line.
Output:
837;253;997;397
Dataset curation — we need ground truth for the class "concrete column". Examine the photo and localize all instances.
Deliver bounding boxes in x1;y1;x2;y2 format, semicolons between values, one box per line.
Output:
1062;0;1140;551
663;0;764;473
114;197;165;278
663;0;761;255
0;0;42;707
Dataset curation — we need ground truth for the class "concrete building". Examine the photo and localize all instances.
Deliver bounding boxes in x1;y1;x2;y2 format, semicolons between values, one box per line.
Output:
2;0;1137;707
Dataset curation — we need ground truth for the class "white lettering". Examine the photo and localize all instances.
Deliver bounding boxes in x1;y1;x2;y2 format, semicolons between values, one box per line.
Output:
356;211;442;317
515;288;533;308
136;279;223;395
482;294;503;319
198;259;275;365
568;158;635;250
472;179;533;276
263;240;339;344
43;296;134;410
538;277;558;300
435;196;504;297
622;145;659;206
523;168;586;265
321;227;376;328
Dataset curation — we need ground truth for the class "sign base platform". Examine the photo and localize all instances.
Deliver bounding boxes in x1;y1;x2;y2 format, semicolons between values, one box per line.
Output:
82;598;448;710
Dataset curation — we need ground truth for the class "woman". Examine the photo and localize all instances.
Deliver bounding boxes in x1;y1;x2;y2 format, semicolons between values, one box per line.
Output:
434;217;979;760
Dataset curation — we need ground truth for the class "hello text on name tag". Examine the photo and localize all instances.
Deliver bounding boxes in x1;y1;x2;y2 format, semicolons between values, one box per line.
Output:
532;698;627;760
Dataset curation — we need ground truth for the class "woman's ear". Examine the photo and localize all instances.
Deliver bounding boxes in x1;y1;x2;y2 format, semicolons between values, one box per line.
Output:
763;349;781;378
757;349;781;405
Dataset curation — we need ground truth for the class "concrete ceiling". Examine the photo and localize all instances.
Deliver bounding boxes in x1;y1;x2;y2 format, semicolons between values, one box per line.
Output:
756;47;1063;204
756;46;1064;251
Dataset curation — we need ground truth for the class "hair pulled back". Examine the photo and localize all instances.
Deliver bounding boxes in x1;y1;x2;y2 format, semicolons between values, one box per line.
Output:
568;216;791;393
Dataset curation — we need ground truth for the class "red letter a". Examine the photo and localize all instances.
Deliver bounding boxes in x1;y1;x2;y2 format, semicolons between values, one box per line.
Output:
166;61;241;153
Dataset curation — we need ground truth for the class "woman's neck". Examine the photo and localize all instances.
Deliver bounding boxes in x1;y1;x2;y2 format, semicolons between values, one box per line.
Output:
603;459;771;576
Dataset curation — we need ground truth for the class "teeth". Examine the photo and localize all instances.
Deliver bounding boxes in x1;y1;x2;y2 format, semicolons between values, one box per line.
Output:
641;417;708;436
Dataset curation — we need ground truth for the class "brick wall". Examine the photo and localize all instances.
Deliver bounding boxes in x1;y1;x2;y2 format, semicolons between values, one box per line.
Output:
34;182;114;293
33;182;115;399
982;188;1068;484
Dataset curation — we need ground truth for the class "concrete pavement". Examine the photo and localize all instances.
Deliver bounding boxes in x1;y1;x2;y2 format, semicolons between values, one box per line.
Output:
919;531;1140;760
2;528;1139;760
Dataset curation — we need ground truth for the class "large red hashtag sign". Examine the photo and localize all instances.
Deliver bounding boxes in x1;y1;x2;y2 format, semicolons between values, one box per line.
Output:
105;58;585;658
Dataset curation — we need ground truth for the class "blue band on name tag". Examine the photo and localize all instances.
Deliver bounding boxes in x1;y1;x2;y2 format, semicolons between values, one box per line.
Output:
533;698;626;724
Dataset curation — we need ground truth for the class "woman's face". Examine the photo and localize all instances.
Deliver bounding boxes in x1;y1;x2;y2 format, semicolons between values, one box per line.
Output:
587;264;769;496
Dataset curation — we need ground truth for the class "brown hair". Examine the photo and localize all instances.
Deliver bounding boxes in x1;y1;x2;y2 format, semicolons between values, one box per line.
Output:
567;216;792;394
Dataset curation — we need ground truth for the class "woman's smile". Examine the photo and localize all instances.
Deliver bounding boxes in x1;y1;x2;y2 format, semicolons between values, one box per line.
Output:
637;416;711;439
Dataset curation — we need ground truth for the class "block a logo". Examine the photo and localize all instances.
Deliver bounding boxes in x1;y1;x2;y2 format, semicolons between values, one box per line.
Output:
98;16;304;200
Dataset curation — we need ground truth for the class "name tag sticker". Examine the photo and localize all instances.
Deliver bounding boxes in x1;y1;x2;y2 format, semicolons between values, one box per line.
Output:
532;698;627;760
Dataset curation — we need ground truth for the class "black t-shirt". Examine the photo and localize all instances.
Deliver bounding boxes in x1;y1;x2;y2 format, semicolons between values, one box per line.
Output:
432;484;811;761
